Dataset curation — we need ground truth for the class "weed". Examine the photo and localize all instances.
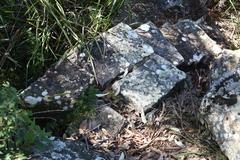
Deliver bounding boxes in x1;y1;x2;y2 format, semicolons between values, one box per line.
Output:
0;0;125;89
0;82;49;158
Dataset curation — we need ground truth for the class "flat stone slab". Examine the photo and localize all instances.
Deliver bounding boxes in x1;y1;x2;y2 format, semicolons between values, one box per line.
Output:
201;51;240;160
89;23;155;87
160;19;222;65
21;59;93;110
135;22;184;66
112;54;186;112
21;22;155;109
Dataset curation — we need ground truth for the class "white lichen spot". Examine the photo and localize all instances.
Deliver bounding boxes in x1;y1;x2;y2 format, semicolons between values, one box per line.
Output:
24;96;42;105
142;44;154;55
139;24;150;32
79;52;86;58
41;90;48;96
181;37;187;42
156;69;162;75
49;136;55;141
56;100;62;105
193;53;204;62
161;65;167;70
65;94;71;98
54;95;61;100
63;106;68;110
173;61;178;65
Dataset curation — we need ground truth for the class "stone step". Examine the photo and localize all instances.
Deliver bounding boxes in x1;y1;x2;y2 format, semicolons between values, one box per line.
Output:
21;59;94;110
21;21;188;116
135;21;184;66
112;54;186;113
160;19;222;65
21;22;155;109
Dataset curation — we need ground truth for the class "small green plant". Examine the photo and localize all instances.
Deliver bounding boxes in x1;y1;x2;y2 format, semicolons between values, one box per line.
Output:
72;87;99;119
0;82;49;158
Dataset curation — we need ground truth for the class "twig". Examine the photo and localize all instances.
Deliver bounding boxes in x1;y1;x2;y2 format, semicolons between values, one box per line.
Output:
33;109;65;115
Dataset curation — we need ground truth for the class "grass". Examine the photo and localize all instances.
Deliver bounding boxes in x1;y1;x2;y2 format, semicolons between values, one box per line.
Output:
0;0;125;89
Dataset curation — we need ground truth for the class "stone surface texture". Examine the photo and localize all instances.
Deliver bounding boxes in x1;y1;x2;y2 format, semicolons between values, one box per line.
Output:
21;59;93;110
66;102;125;137
94;23;154;87
30;137;105;160
160;19;222;65
135;21;184;66
158;0;183;10
112;54;186;112
201;50;240;160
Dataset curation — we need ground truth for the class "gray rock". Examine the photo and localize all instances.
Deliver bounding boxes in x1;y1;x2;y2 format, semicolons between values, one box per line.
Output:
112;54;186;112
160;19;222;65
30;137;105;160
21;22;155;109
211;49;240;81
21;56;94;110
91;23;155;87
135;22;184;66
158;0;183;10
66;102;125;137
201;50;240;160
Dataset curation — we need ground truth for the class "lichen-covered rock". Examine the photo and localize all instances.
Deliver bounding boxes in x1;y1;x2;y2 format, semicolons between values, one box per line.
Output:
160;19;222;65
91;23;155;87
135;22;184;66
21;58;94;110
21;22;155;109
30;137;105;160
211;49;240;81
112;54;186;112
66;102;125;137
158;0;183;10
201;50;240;160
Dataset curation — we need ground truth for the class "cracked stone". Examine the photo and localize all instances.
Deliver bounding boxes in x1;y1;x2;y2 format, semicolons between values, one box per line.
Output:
89;23;155;87
135;21;184;66
21;60;93;110
112;54;186;112
160;19;222;65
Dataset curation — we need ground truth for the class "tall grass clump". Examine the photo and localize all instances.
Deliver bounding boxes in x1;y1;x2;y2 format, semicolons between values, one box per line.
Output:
0;0;125;89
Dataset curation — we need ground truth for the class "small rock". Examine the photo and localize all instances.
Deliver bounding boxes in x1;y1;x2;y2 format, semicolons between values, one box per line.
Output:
66;102;125;137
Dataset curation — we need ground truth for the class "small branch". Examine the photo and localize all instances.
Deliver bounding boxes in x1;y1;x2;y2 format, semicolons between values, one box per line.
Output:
33;109;65;115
